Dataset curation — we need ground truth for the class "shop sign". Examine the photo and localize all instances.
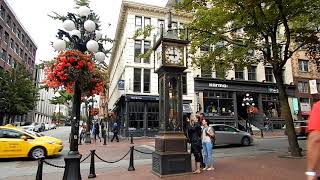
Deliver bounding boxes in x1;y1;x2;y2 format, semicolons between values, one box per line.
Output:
300;102;311;115
118;80;125;90
208;83;228;88
309;79;318;94
267;87;279;93
292;98;299;115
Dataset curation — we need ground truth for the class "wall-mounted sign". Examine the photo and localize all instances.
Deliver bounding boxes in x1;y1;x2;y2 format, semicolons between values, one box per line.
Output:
292;98;299;115
300;102;311;115
118;80;125;90
208;83;228;88
267;87;279;93
309;79;318;94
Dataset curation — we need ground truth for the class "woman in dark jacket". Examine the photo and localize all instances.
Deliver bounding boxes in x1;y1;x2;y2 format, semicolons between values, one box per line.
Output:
187;115;203;174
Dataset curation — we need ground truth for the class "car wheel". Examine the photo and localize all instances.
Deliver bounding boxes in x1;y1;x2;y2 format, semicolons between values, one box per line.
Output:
241;137;251;146
29;147;46;159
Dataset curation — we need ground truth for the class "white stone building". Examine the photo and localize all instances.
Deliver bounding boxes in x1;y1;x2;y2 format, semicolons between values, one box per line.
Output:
108;1;297;136
32;67;56;123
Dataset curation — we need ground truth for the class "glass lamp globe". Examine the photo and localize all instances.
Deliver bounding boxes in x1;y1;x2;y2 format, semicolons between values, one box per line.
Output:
241;103;245;107
95;31;102;40
252;103;255;106
246;102;249;105
62;20;76;31
53;39;66;51
250;98;253;101
77;6;90;17
86;40;99;52
95;52;105;62
70;30;81;38
246;93;250;97
84;20;96;32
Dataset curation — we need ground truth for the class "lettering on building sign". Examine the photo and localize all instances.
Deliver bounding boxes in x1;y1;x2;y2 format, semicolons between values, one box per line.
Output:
208;83;228;88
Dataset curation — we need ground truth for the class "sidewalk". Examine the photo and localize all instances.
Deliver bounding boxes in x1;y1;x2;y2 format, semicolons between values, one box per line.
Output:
7;152;306;180
92;153;305;180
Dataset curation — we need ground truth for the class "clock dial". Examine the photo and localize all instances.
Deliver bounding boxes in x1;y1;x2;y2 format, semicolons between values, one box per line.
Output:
165;46;183;64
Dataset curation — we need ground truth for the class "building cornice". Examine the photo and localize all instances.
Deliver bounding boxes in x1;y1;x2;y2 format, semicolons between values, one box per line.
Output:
109;1;192;76
3;0;38;48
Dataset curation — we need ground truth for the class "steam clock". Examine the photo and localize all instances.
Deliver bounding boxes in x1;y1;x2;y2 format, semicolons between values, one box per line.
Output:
152;13;191;176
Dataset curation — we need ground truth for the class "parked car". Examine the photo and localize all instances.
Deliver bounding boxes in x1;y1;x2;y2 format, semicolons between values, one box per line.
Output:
284;120;308;137
21;122;42;132
0;124;63;159
209;124;253;146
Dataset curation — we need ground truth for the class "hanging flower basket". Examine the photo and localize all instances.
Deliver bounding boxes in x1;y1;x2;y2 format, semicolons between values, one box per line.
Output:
43;49;104;95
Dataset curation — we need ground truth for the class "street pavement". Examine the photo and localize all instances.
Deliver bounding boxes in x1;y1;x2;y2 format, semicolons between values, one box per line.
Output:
0;126;307;180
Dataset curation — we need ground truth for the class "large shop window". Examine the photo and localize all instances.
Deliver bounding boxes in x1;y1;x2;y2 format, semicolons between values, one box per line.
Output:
298;59;309;72
298;81;309;93
262;94;280;118
235;65;244;80
147;103;159;130
265;67;273;82
134;40;142;63
203;91;234;116
143;69;150;93
182;73;187;95
133;68;141;92
128;102;144;129
247;66;257;80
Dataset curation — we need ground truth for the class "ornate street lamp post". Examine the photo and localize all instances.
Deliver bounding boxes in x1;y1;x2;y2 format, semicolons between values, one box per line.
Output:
241;93;255;134
52;5;107;180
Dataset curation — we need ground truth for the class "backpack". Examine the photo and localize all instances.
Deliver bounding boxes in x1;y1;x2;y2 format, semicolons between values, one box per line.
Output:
206;127;216;148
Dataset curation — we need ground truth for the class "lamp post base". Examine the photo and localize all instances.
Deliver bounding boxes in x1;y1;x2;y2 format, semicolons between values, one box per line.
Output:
152;132;191;177
63;154;81;180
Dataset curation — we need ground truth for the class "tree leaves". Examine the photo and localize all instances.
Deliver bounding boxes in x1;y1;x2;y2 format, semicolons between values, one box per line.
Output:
0;67;39;116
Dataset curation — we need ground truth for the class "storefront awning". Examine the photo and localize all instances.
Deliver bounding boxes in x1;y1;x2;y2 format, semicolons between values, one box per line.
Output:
183;104;193;114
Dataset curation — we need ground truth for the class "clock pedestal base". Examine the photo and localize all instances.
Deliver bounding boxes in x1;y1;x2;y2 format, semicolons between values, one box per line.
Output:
152;132;192;177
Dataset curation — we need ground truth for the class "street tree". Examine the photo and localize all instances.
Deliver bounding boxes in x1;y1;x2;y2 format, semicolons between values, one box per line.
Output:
0;67;39;125
177;0;320;157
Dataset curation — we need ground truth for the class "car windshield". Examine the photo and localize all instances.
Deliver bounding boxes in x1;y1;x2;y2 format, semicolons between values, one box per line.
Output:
23;130;43;137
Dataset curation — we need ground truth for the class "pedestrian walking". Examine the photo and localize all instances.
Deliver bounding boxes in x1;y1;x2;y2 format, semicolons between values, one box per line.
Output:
201;115;215;171
186;115;203;174
306;101;320;180
111;119;119;142
94;121;101;142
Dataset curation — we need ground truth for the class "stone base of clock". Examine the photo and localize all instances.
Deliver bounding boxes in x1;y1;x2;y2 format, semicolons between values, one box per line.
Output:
152;132;191;177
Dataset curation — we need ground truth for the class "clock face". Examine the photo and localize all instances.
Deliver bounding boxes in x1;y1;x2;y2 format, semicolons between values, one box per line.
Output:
165;46;183;64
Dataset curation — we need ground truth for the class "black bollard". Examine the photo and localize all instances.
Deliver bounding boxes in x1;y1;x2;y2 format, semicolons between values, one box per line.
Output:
130;133;134;144
102;129;107;145
35;157;44;180
260;129;264;138
88;150;96;178
128;146;135;171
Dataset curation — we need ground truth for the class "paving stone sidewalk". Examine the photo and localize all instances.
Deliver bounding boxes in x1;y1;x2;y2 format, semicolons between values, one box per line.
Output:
5;152;306;180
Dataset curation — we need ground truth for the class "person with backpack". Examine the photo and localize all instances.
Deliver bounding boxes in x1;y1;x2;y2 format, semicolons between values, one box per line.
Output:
201;115;215;171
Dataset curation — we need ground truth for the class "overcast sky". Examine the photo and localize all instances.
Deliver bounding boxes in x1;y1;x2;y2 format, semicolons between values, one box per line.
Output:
6;0;168;64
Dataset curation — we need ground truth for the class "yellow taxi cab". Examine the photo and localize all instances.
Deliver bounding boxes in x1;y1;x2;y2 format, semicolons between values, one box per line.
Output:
0;124;63;159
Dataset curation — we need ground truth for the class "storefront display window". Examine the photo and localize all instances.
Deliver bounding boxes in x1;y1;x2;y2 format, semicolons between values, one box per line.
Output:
147;102;159;130
262;94;280;118
128;102;144;129
203;91;234;116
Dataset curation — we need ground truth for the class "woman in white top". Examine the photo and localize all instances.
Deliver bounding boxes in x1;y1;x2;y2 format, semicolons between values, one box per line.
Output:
201;118;215;170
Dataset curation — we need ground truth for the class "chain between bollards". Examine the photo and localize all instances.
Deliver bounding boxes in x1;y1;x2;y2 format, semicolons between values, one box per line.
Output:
128;146;135;171
130;133;134;144
35;157;44;180
88;150;96;178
